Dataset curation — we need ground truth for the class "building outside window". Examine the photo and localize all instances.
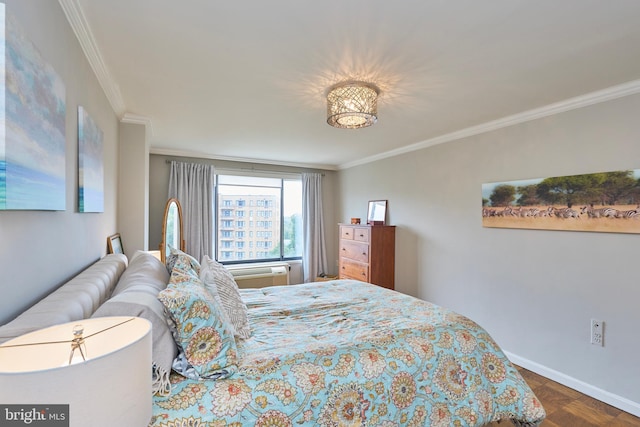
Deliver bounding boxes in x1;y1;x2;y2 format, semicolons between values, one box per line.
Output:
215;174;302;263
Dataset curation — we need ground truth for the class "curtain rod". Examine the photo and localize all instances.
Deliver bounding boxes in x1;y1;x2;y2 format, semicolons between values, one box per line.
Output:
165;159;324;175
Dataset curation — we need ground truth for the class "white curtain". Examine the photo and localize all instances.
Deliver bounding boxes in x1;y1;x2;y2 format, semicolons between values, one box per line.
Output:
302;172;328;282
168;161;215;261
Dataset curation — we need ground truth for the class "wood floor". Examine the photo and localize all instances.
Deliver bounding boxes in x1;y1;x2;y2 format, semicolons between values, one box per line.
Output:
485;366;640;427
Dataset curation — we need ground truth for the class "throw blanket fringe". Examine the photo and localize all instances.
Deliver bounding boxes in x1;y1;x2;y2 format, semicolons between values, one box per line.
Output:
152;363;171;397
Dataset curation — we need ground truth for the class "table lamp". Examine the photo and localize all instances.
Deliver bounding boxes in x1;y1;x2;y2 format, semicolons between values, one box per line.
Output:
0;316;152;427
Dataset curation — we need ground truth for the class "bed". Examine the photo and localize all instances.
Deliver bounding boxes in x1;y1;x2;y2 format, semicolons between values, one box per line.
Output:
0;251;545;427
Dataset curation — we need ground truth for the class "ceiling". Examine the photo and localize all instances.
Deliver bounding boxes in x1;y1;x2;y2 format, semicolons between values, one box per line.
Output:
69;0;640;170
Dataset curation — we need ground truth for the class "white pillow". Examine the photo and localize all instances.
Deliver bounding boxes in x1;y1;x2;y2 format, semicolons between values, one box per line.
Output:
199;256;251;339
111;250;169;297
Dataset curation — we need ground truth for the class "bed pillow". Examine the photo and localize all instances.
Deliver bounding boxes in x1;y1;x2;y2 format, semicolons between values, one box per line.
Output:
111;250;170;297
92;291;176;396
158;275;238;380
165;247;200;276
199;255;251;339
93;250;174;395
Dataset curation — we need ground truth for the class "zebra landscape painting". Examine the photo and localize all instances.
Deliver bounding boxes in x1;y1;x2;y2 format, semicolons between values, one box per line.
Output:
482;169;640;234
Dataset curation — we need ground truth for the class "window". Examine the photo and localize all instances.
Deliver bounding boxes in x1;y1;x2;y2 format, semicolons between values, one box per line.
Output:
215;174;302;263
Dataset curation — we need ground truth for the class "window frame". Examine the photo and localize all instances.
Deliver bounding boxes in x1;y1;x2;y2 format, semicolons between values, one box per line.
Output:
214;170;302;265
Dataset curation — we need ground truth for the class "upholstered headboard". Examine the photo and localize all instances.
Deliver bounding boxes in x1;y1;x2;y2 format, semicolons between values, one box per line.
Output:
0;254;128;343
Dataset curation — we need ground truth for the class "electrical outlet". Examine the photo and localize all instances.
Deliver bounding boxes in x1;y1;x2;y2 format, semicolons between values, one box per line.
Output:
591;319;604;346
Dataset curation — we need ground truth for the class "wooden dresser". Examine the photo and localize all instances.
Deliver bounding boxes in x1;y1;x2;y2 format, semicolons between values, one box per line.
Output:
338;224;396;290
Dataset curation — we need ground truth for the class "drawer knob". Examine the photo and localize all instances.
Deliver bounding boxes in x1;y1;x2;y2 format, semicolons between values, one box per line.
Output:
342;248;346;251
341;266;345;270
361;272;366;276
362;252;366;256
359;234;364;237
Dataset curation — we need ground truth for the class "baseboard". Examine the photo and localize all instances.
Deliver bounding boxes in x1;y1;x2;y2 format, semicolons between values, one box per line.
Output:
504;351;640;417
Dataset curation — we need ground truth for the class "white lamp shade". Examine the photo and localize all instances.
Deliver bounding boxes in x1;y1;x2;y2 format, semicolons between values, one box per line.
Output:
0;316;152;427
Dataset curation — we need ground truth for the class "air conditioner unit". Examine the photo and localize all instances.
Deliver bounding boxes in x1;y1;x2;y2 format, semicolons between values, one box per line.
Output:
227;263;290;289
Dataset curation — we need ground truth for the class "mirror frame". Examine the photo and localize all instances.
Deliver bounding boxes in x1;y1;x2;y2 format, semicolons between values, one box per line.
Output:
367;200;387;225
160;198;185;263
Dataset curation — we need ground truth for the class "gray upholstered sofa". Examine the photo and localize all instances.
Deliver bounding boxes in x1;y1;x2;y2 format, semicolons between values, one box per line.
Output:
0;254;128;344
0;251;176;395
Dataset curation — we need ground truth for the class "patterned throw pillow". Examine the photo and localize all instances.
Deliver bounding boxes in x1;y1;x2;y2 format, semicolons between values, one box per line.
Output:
165;247;200;276
199;255;251;339
158;277;238;380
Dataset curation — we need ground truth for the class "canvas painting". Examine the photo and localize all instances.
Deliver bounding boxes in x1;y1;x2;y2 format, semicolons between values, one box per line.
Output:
78;106;104;212
482;169;640;234
0;7;66;211
0;5;5;209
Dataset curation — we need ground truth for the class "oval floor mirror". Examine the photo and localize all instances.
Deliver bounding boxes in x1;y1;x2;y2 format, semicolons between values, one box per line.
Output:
160;198;186;263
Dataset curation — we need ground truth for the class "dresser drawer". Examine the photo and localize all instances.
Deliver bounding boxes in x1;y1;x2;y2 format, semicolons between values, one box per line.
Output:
339;258;369;282
340;240;369;263
353;227;369;242
340;226;355;240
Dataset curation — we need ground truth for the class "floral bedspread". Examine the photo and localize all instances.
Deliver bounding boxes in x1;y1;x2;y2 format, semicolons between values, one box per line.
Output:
151;280;545;426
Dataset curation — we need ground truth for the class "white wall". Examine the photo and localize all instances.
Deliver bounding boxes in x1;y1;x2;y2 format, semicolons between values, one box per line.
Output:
118;122;149;257
0;1;118;324
337;93;640;411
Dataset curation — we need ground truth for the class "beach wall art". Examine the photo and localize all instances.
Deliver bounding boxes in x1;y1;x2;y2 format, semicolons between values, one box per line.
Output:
0;5;66;211
482;169;640;234
78;106;103;213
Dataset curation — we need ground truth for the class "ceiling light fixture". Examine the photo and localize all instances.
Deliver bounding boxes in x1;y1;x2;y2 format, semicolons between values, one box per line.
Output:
326;81;379;129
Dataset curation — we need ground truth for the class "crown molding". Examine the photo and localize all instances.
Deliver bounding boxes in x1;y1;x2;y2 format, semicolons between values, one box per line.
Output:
339;79;640;170
121;113;154;136
150;148;339;171
58;0;126;116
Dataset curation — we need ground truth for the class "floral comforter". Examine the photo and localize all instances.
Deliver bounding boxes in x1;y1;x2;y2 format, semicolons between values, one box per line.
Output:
151;280;545;426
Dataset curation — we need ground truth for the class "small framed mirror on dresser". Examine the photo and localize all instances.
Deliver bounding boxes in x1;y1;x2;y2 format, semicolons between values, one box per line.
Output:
367;200;387;225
